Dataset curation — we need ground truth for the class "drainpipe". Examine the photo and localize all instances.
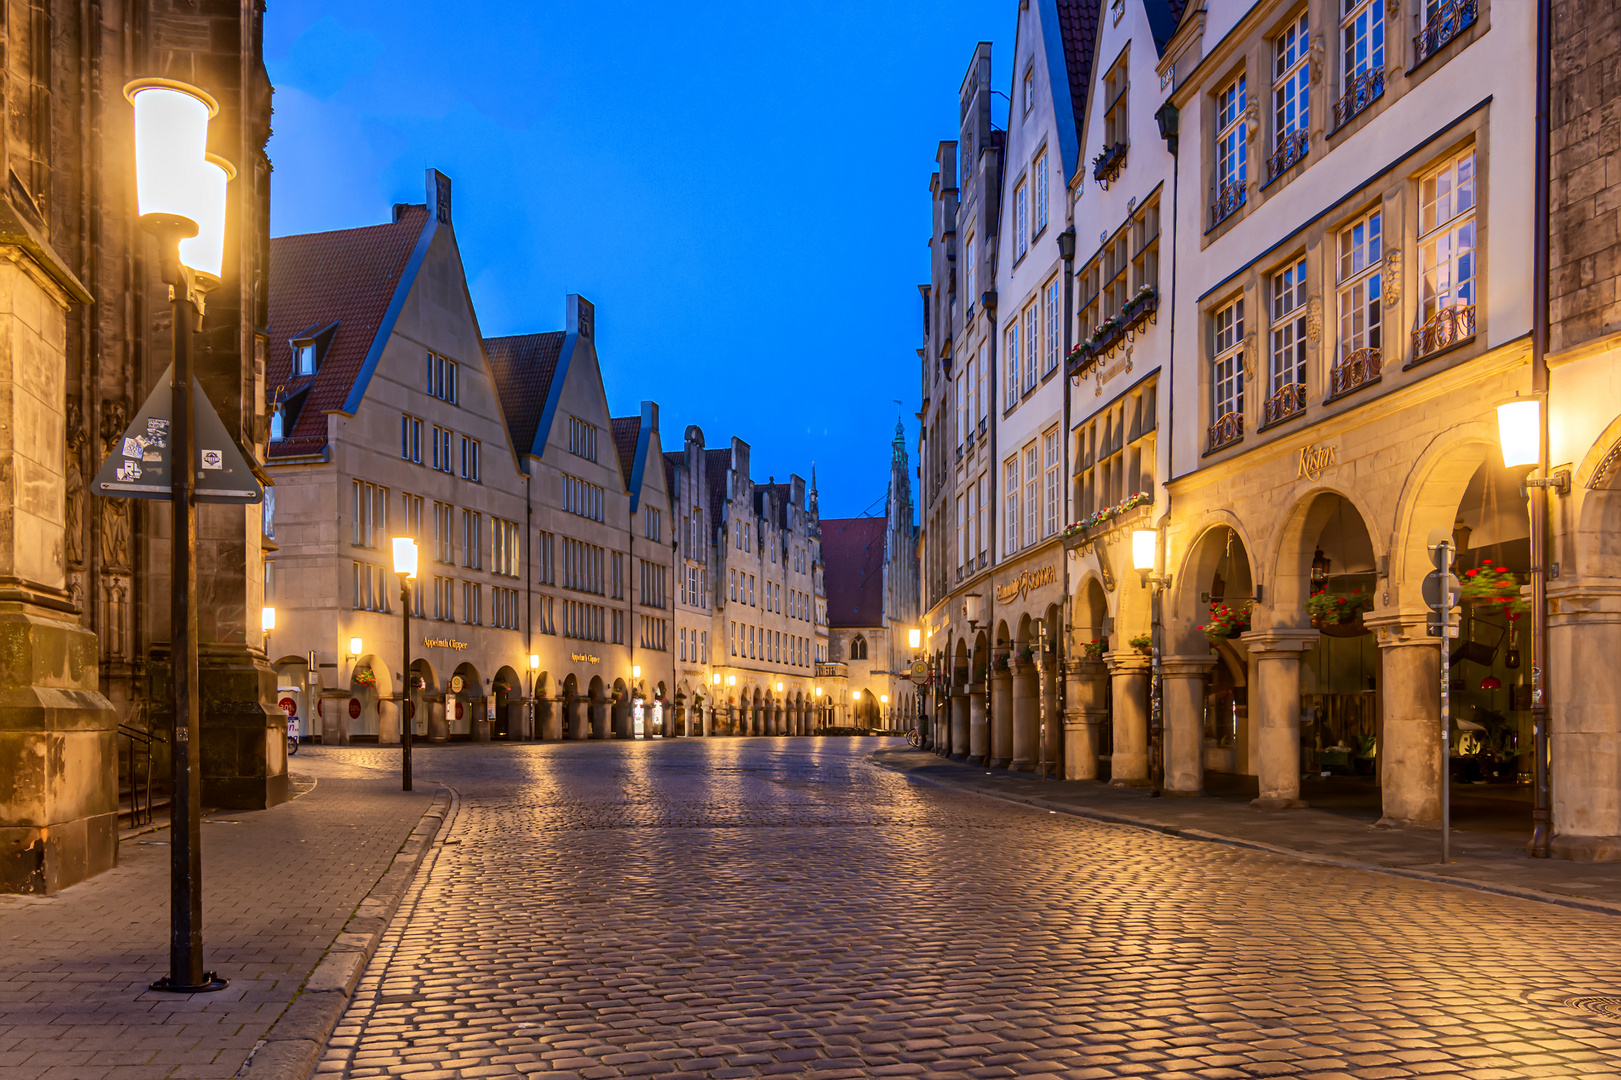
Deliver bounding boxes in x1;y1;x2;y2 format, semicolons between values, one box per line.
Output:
1528;0;1552;858
985;288;999;569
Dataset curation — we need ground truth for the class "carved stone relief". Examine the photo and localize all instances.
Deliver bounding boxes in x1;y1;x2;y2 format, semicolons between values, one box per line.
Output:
65;398;86;569
1310;34;1326;84
1383;249;1402;308
1306;294;1323;345
1243;331;1258;378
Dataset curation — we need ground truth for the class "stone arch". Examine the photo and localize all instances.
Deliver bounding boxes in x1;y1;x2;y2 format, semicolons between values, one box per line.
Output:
1268;486;1384;629
1168;520;1256;655
588;674;604;701
349;653;393;740
850;634;868;660
1572;415;1621;579
492;665;520;739
449;660;481;738
408;657;437;739
1387;420;1503;609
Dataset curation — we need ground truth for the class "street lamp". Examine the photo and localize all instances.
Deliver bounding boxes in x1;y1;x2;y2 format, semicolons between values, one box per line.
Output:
528;653;540;739
126;76;235;996
1132;528;1172;797
1496;394;1569;857
392;537;418;791
350;636;363;658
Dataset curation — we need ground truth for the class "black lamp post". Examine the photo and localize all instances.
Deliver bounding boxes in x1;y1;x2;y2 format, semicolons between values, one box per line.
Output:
392;537;419;791
124;77;236;996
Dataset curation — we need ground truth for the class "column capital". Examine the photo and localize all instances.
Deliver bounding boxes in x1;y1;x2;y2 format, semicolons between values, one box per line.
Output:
1105;651;1151;673
1160;655;1218;677
1362;610;1437;646
1064;657;1109;678
1239;627;1319;655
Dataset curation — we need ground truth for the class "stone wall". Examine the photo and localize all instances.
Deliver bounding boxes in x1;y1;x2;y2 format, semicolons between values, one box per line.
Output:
1551;0;1621;353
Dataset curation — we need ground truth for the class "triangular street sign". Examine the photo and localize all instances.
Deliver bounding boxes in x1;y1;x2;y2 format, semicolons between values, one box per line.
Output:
93;363;265;504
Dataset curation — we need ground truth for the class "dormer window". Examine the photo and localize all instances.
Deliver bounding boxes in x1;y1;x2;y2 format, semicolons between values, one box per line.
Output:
288;320;338;378
293;344;316;376
269;405;285;441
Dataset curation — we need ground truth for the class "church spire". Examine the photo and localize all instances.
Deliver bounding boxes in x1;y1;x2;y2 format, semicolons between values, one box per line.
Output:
809;463;819;516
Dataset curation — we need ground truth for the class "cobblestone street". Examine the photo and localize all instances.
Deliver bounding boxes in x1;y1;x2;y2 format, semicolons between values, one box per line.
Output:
308;738;1621;1080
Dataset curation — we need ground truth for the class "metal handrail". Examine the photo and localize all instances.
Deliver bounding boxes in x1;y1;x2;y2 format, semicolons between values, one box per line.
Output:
117;719;167;828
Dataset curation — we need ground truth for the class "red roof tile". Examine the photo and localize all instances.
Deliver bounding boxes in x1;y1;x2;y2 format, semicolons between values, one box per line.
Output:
821;517;888;628
266;206;430;459
486;332;566;458
1057;0;1101;148
610;416;640;490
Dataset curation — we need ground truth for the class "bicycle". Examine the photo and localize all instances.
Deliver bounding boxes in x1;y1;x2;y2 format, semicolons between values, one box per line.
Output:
904;728;923;748
287;716;300;757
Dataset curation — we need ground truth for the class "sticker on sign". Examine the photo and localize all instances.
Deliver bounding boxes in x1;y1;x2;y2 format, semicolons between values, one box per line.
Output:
200;449;223;470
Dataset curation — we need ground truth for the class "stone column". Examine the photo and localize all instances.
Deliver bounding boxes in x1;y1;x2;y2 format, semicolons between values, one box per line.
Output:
1548;585;1621;858
1063;658;1109;780
1039;658;1061;772
989;667;1014;768
429;696;448;742
377;699;400;745
968;685;989;764
774;704;784;735
321;690;351;745
540;696;561;740
949;690;969;759
1162;656;1216;795
1370;618;1442;826
1241;629;1318;809
1107;653;1151;784
1010;659;1039;771
611;700;630;739
471;698;492;742
564;698;583;739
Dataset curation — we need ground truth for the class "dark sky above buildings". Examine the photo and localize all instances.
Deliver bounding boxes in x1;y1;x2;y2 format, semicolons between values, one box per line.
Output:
264;1;1012;520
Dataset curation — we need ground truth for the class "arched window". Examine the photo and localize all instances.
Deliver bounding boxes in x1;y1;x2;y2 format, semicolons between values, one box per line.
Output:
850;635;868;660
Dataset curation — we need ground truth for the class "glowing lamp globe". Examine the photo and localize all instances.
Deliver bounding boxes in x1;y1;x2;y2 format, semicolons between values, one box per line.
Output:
177;154;234;282
260;606;275;632
528;654;540;670
391;537;419;579
908;627;922;650
1497;398;1541;468
125;79;217;227
1132;530;1157;572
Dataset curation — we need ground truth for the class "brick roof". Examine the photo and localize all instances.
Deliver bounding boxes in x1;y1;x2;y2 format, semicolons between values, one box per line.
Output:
266;206;430;459
820;517;888;628
705;448;732;527
1056;0;1100;150
486;332;565;459
610;416;640;489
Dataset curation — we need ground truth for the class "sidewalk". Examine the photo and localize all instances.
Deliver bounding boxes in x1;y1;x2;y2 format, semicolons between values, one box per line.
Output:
873;747;1621;913
0;755;436;1080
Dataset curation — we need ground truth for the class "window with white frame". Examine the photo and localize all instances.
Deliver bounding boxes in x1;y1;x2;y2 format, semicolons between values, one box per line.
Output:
1003;457;1020;554
1103;53;1129;149
1074;377;1157;518
426;352;457;404
1005;321;1021;408
965;233;976;304
1023;443;1039;548
401;415;422;463
956;370;967;449
431;425;453;473
976;476;987;564
1043;276;1061;375
1214;74;1248;222
352;480;386;548
294;343;316;377
1014;178;1029;260
1339;0;1385;125
1033;149;1048;236
568;416;598;461
1042;427;1060;538
1415;147;1477;357
975;343;987;427
1271;12;1310;176
1335;209;1383;386
1022;303;1038;394
1267;258;1309;423
459;436;480;481
1022;66;1034;116
1211;298;1246;445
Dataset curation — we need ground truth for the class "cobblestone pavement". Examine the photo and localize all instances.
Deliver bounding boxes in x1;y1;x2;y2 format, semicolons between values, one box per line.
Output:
0;755;433;1080
305;738;1621;1080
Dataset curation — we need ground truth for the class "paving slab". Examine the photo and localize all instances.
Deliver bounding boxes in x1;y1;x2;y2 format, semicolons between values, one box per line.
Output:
0;754;435;1079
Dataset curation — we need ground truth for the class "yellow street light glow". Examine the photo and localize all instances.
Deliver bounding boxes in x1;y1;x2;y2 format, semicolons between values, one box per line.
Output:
1497;398;1542;468
632;665;642;679
814;686;822;697
178;154;234;282
349;637;363;657
391;536;419;579
775;681;784;692
1132;529;1157;572
125;79;217;224
908;627;921;650
261;606;275;632
528;654;540;670
712;673;722;686
726;675;737;686
852;690;862;701
880;694;889;704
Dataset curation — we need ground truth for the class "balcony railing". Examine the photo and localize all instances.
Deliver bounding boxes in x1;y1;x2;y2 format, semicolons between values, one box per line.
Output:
1412;303;1476;360
1210;179;1246;229
815;661;848;679
1208;411;1244;452
1092;141;1128;186
1329;347;1382;397
1334;68;1384;129
1413;0;1478;67
1267;130;1309;181
1262;382;1307;427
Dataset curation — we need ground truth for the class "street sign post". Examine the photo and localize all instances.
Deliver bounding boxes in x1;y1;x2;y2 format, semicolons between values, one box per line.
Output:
1426;539;1457;864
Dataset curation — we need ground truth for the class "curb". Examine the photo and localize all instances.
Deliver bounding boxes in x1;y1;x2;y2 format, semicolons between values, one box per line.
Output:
872;752;1621;920
236;786;454;1080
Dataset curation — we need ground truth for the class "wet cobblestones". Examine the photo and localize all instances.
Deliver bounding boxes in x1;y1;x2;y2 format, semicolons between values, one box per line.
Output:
310;739;1621;1079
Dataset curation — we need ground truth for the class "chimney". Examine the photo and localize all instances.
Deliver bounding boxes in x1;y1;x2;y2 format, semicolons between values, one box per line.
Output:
429;169;452;224
567;294;596;344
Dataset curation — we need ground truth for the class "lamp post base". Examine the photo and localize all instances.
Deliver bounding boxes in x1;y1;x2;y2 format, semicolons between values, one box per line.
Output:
149;973;228;993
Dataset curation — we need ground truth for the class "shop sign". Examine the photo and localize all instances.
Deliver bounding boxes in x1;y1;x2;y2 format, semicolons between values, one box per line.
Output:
996;565;1057;604
570;652;601;664
422;636;468;650
1296;442;1339;481
348;698;361;719
278;696;297;717
450;675;464;694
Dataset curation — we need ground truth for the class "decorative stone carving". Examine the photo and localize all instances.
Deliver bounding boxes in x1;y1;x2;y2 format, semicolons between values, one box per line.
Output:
65;398;86;569
1310;34;1326;83
100;498;129;571
1306;294;1323;344
1242;331;1258;378
1383;249;1401;308
1244;97;1260;137
99;399;126;454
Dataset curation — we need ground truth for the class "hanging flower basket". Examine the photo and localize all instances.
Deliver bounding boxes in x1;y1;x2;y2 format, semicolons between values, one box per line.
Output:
1461;559;1530;617
1305;588;1372;629
1199;601;1253;643
1016;645;1035;664
353;667;377;690
1128;634;1153;656
992;652;1011;672
1081;638;1106;660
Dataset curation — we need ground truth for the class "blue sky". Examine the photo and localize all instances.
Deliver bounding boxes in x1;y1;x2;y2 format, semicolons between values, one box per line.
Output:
264;1;1012;520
